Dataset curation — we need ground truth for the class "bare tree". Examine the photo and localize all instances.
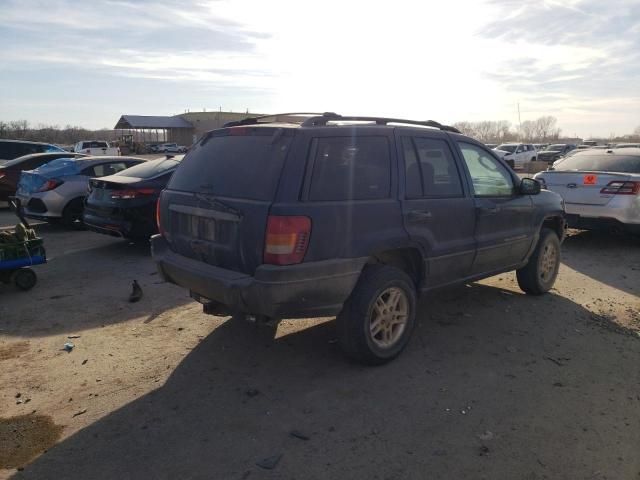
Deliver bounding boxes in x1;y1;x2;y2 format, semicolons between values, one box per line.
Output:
535;116;559;141
519;120;537;142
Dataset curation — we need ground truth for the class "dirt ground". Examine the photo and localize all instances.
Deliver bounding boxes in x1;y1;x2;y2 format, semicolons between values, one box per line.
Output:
0;205;638;480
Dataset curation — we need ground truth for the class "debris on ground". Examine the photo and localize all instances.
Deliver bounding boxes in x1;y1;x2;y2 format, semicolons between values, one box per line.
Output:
129;280;143;303
245;388;260;398
478;431;494;441
67;335;81;339
82;359;88;365
478;445;490;456
62;342;74;352
256;453;282;470
289;430;310;441
72;408;87;418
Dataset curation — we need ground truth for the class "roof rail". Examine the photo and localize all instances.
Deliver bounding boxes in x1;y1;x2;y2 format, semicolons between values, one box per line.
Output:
223;112;461;133
300;113;461;133
222;112;332;128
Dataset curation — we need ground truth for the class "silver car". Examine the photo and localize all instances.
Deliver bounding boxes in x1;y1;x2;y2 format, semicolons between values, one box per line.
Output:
535;148;640;234
16;156;144;225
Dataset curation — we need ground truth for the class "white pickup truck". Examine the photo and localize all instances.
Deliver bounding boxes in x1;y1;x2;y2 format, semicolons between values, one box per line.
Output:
73;140;120;156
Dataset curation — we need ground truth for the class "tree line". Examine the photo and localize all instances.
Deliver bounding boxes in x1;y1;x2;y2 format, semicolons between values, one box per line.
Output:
0;120;116;146
1;118;639;146
452;116;562;143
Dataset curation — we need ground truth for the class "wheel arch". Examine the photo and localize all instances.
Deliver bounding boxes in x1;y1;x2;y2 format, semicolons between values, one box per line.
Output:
365;247;424;289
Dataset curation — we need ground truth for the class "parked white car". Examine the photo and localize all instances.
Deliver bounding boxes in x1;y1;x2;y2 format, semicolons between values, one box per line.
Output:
73;141;120;156
493;143;537;169
157;143;188;153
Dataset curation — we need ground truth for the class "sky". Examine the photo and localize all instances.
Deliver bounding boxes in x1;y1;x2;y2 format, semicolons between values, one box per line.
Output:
1;0;639;138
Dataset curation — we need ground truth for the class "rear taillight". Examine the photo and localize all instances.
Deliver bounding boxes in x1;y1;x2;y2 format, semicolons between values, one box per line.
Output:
600;181;640;195
156;197;164;236
38;179;64;192
110;188;157;199
0;173;5;181
264;215;311;265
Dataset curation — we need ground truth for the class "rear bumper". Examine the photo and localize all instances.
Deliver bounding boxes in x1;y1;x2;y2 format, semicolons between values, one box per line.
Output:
565;214;640;234
83;205;156;239
564;201;639;232
151;235;367;318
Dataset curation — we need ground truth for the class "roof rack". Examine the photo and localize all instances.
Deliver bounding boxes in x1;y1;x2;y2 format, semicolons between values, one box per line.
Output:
223;112;461;133
300;113;461;133
222;112;329;128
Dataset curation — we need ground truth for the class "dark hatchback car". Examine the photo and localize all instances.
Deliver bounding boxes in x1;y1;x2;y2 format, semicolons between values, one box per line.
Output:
0;139;65;161
0;152;86;201
153;113;566;364
83;155;183;239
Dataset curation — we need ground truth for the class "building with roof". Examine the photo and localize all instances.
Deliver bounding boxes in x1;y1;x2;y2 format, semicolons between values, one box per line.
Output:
114;111;264;146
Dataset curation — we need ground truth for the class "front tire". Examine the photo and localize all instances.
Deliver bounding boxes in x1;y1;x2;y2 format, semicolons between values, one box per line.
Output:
12;268;37;291
516;228;560;295
337;265;417;365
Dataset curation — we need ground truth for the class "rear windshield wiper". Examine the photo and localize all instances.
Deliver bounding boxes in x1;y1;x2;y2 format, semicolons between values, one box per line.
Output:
194;192;243;218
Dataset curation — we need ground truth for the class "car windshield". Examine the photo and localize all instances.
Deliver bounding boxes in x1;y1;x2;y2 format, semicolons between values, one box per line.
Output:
496;144;517;153
117;157;181;178
552;153;640;173
546;144;565;151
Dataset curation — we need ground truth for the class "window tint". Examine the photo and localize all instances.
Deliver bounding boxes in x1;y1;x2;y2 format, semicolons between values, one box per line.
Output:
168;130;292;200
116;158;180;178
91;162;130;177
44;144;64;153
403;137;463;198
308;136;390;201
82;141;108;149
458;142;514;196
0;142;42;160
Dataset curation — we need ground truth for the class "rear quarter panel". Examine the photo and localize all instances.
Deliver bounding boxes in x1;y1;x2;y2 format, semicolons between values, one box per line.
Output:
273;128;408;263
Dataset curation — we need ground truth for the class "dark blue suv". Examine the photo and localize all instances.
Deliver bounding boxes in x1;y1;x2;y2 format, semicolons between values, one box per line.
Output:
152;113;565;364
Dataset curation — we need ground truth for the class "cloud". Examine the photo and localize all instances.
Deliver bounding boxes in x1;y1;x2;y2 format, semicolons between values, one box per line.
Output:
0;0;273;88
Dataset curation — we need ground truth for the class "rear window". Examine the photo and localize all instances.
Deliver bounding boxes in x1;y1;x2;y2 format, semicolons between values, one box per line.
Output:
553;153;640;173
308;136;391;201
168;129;292;200
117;158;180;178
82;141;108;149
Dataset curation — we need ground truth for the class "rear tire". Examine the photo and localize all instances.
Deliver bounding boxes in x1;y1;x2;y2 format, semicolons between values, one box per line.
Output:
337;265;417;365
517;228;560;295
61;198;85;227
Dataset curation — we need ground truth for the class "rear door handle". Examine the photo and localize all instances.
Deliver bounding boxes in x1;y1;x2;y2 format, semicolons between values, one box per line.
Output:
408;210;432;222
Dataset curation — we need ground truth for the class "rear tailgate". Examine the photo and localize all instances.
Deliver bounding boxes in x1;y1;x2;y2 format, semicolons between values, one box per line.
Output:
159;126;294;275
538;171;634;206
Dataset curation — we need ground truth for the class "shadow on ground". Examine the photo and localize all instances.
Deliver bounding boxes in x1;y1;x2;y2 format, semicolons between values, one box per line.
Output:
561;230;640;296
13;284;640;480
0;223;189;337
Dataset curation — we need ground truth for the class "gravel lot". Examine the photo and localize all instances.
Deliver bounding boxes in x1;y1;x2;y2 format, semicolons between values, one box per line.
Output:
0;204;638;480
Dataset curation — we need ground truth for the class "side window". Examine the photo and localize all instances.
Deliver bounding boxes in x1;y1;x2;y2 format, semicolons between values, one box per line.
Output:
308;136;390;201
402;137;463;198
458;142;514;197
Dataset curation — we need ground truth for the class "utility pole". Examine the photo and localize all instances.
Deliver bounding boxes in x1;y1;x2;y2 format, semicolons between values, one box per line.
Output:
517;102;522;140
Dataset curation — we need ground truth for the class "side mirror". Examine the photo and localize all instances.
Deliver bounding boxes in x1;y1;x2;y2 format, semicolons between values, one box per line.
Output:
520;178;541;195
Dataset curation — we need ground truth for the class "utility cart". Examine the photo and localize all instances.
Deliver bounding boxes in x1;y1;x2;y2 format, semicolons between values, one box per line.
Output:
0;199;46;290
